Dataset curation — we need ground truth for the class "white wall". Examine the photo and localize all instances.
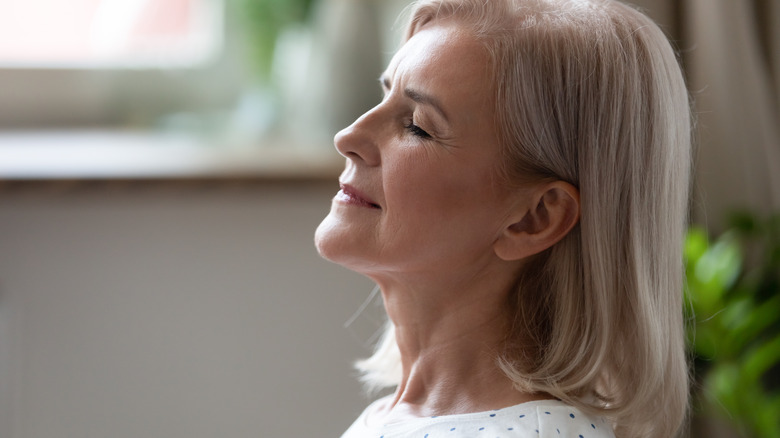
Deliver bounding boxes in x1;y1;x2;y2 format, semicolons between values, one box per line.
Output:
0;181;377;438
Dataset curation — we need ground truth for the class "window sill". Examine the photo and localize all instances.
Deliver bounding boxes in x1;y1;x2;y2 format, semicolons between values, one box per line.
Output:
0;130;343;180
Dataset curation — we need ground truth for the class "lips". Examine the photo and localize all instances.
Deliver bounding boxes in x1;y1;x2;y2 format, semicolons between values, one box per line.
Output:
337;183;381;209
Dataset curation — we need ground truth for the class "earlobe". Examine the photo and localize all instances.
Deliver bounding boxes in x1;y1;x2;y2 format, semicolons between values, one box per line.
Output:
493;181;580;261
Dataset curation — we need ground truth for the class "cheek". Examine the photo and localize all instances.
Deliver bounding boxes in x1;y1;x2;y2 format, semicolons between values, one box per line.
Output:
385;150;495;215
386;147;456;200
383;152;505;245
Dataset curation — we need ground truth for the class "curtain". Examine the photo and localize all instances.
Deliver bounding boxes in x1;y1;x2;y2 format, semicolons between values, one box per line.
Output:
625;3;780;437
631;0;780;233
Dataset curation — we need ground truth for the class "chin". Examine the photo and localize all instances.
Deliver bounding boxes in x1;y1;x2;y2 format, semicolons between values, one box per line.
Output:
314;216;338;262
314;214;354;264
314;214;374;272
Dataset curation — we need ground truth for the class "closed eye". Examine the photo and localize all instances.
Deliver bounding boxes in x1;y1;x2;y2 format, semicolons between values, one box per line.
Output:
404;121;431;139
381;75;433;140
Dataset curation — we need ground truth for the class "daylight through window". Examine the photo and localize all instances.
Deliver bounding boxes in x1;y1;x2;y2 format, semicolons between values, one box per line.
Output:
0;0;222;68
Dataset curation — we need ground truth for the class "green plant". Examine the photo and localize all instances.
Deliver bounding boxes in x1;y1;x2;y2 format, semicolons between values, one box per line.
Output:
236;0;317;80
685;212;780;437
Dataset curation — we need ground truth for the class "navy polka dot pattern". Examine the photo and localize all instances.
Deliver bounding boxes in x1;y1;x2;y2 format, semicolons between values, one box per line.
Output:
341;399;615;438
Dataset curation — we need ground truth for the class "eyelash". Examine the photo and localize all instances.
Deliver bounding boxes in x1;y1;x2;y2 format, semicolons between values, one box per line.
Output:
404;120;431;139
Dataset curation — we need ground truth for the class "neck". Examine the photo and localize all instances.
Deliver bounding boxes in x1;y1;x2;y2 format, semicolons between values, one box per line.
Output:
367;260;548;424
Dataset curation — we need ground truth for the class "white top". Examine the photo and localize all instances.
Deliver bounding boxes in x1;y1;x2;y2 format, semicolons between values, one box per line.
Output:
341;398;615;438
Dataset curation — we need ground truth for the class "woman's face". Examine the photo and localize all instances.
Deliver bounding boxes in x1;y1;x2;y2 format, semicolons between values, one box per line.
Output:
315;22;523;280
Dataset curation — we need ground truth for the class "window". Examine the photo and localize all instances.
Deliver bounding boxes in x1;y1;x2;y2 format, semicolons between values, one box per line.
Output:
0;0;222;68
0;0;348;179
0;0;232;129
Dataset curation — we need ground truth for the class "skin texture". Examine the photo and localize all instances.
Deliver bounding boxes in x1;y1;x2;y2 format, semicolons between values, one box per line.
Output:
315;21;580;425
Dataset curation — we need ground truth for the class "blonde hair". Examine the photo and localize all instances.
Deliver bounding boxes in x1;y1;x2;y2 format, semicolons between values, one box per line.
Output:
356;1;692;437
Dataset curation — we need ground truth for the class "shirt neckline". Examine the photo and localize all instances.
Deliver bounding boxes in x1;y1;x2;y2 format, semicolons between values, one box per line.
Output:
361;397;570;432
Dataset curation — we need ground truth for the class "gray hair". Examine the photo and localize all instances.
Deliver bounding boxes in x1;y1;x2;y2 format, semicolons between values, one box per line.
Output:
357;1;692;437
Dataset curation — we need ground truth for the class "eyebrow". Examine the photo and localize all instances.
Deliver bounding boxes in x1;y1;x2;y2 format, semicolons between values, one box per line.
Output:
380;75;450;123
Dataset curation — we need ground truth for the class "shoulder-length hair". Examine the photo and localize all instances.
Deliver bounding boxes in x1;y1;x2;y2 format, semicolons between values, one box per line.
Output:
356;1;692;437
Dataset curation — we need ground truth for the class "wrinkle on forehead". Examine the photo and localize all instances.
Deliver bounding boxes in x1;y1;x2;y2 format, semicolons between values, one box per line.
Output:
382;23;494;121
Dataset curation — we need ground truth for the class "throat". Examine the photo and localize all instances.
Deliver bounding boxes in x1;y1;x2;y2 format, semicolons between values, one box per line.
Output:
375;343;547;424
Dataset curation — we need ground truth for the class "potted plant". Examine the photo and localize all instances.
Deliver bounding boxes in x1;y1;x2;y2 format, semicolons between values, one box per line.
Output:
235;0;318;81
685;212;780;437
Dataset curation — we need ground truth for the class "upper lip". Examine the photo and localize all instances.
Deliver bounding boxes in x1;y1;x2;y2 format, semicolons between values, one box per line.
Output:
340;182;381;208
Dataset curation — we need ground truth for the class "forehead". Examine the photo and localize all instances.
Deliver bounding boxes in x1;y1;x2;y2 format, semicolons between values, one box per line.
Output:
383;23;493;106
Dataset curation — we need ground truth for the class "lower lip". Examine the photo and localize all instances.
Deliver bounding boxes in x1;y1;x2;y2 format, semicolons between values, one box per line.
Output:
335;189;380;209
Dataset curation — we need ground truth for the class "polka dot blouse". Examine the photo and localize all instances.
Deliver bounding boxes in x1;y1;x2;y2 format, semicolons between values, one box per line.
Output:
341;399;615;438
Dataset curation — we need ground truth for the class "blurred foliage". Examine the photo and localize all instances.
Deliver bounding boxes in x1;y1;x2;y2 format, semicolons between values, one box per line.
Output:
685;212;780;438
235;0;317;80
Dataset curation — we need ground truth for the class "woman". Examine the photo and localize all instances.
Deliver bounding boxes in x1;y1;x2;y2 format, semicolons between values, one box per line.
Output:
315;0;691;436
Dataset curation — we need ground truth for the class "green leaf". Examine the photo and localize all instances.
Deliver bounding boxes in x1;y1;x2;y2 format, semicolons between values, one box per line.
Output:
692;322;726;359
729;294;780;350
691;231;742;313
720;297;753;356
699;231;742;287
742;333;780;385
706;363;740;414
685;227;710;265
756;394;780;438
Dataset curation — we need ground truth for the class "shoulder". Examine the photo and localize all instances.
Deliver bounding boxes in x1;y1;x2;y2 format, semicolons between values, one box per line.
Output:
526;400;615;438
342;399;615;438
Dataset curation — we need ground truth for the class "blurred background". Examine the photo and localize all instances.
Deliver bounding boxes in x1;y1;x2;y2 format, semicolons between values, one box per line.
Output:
0;1;777;437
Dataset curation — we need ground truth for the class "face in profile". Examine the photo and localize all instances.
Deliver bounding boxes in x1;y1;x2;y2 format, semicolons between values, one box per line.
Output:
315;22;526;282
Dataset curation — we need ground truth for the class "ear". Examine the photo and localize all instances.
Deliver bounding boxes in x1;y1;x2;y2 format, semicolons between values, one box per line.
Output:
493;181;580;261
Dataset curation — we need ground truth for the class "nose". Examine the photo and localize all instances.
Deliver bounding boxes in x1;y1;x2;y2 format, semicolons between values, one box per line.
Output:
333;104;382;167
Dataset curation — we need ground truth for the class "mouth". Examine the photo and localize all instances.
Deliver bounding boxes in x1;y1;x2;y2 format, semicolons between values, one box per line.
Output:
337;184;381;209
